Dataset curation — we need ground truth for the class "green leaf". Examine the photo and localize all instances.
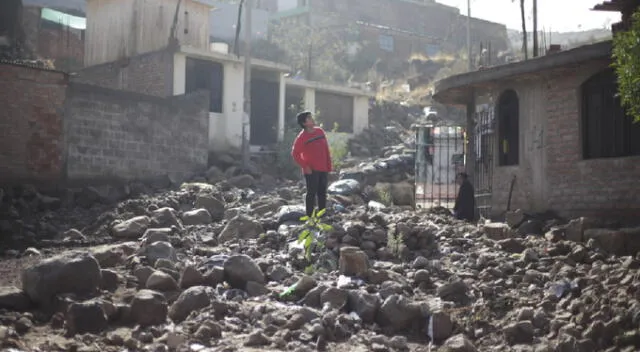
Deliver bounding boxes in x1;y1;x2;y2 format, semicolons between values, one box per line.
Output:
298;229;311;242
299;216;310;221
319;224;333;232
279;283;298;298
312;208;317;218
304;235;313;249
317;208;327;217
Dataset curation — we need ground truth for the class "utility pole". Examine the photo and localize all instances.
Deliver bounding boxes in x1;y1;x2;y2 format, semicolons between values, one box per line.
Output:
241;0;252;169
466;0;472;71
532;0;538;57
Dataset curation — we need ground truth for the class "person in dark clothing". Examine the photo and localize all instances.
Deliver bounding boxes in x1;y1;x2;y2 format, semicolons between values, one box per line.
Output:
453;172;476;222
291;111;333;216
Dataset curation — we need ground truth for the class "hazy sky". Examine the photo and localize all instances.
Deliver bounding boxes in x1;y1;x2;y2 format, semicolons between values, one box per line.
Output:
437;0;621;32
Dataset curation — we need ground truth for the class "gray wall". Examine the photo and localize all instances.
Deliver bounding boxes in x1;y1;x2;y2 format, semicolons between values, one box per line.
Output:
64;83;209;182
210;2;269;42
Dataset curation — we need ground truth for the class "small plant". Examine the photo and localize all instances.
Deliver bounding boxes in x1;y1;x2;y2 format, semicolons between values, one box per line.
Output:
297;208;333;260
376;187;393;206
387;230;405;258
612;9;640;123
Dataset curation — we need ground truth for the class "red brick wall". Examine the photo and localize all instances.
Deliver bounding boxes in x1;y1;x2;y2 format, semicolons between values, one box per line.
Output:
72;49;173;97
544;59;640;220
0;63;67;183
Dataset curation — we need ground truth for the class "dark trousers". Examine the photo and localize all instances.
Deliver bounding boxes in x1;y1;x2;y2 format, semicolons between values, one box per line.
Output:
304;171;328;216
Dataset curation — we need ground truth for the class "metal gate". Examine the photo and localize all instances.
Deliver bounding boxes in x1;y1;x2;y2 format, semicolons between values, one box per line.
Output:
414;123;465;209
474;110;495;218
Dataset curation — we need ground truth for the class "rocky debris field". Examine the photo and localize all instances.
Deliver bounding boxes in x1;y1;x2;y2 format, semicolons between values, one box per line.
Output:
1;179;640;352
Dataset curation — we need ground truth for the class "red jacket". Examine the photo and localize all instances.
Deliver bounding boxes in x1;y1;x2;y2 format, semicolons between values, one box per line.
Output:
291;127;333;173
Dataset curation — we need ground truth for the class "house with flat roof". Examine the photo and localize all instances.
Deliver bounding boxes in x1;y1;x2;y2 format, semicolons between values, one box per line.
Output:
432;40;640;221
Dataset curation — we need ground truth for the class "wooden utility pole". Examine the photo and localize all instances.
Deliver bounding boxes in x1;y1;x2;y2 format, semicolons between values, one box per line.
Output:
467;0;472;71
242;0;253;169
533;0;538;57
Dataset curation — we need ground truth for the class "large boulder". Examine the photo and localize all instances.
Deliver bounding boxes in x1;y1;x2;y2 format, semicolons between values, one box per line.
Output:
169;286;212;322
194;194;225;221
129;289;168;327
21;252;102;307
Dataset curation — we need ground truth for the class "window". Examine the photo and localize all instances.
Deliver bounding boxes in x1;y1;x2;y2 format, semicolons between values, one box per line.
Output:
379;34;394;52
497;89;519;166
581;68;640;159
185;58;224;113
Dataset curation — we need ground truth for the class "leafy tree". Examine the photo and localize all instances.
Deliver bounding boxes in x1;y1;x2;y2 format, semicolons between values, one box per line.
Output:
612;9;640;122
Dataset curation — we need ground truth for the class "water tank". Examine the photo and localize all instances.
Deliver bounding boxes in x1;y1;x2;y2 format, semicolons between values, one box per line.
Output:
210;42;229;54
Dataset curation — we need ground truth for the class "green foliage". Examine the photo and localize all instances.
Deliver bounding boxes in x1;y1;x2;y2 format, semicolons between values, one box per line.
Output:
375;186;393;206
612;10;640;123
387;230;405;259
297;208;332;260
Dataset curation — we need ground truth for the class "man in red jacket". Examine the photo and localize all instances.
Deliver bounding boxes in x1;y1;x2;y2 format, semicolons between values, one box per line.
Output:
291;111;333;216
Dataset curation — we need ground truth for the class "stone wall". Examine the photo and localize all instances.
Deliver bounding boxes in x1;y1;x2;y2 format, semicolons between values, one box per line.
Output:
73;49;173;97
64;83;209;182
0;62;67;183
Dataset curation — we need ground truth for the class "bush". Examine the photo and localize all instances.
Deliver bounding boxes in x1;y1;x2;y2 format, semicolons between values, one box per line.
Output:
612;10;640;122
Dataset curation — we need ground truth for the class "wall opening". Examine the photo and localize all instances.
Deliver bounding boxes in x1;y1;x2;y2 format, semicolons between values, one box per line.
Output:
315;91;354;133
185;57;223;113
581;68;640;159
497;89;519;166
250;72;280;146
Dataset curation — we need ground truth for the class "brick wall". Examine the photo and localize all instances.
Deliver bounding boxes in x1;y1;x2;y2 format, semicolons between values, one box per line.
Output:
73;49;173;97
0;63;67;183
64;83;209;182
544;59;640;220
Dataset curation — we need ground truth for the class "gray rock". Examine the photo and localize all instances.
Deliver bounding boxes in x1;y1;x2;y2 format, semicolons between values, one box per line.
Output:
218;215;264;243
195;194;225;221
503;321;534;345
440;334;477;352
130;289;168;327
143;241;177;266
151;207;181;228
100;269;119;292
90;244;129;268
134;266;155;288
179;265;205;289
112;216;150;238
146;271;179;291
430;311;454;342
0;286;31;311
65;300;108;335
21;251;102;307
223;255;265;289
181;208;212;226
320;287;348;309
339;246;369;277
267;265;292;282
141;228;173;245
505;209;526;228
246;281;270;297
347;290;380;323
377;294;419;331
228;174;255;188
169;286;212;322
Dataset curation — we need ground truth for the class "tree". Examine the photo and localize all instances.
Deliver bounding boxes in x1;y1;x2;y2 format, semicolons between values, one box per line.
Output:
517;0;528;59
270;17;350;83
612;8;640;122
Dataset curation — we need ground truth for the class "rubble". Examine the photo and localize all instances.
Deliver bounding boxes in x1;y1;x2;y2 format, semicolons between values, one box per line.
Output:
0;174;639;352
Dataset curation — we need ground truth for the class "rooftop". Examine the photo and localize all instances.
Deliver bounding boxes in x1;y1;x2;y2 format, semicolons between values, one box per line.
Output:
285;78;375;97
432;40;612;105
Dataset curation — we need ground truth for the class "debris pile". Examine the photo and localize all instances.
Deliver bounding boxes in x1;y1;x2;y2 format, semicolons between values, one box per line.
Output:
0;178;638;352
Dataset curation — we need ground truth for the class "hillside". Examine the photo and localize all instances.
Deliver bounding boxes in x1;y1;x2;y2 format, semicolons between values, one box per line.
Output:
507;28;612;50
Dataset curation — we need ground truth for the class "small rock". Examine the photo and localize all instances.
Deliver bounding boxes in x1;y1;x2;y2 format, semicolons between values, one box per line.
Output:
195;194;225;222
100;269;119;291
503;321;534;344
246;281;270;297
505;209;526;228
130;289;168;326
112;216;150;238
218;215;264;243
223;254;265;289
169;286;212;322
431;311;454;342
229;174;255;189
141;228;172;245
146;271;179;291
0;286;31;311
179;265;205;289
441;334;477;352
151;207;181;228
65;300;108;335
143;241;177;266
339;246;370;277
181;208;212;225
244;330;270;347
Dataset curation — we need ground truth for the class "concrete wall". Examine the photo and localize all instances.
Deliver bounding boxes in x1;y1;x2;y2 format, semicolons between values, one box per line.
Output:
210;2;269;42
74;49;174;97
478;58;640;219
64;83;209;182
0;63;67;183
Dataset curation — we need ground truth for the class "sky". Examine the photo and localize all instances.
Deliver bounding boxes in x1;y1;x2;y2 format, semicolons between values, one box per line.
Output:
437;0;621;32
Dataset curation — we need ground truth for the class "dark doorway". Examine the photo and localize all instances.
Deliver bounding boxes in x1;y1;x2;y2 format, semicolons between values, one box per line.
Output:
250;79;280;145
185;57;224;113
315;91;354;133
497;89;519;166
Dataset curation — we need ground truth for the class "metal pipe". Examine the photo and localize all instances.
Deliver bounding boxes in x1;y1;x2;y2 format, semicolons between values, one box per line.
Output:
242;0;253;169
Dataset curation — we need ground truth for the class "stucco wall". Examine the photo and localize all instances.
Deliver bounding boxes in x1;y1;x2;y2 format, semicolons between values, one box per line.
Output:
479;58;640;219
